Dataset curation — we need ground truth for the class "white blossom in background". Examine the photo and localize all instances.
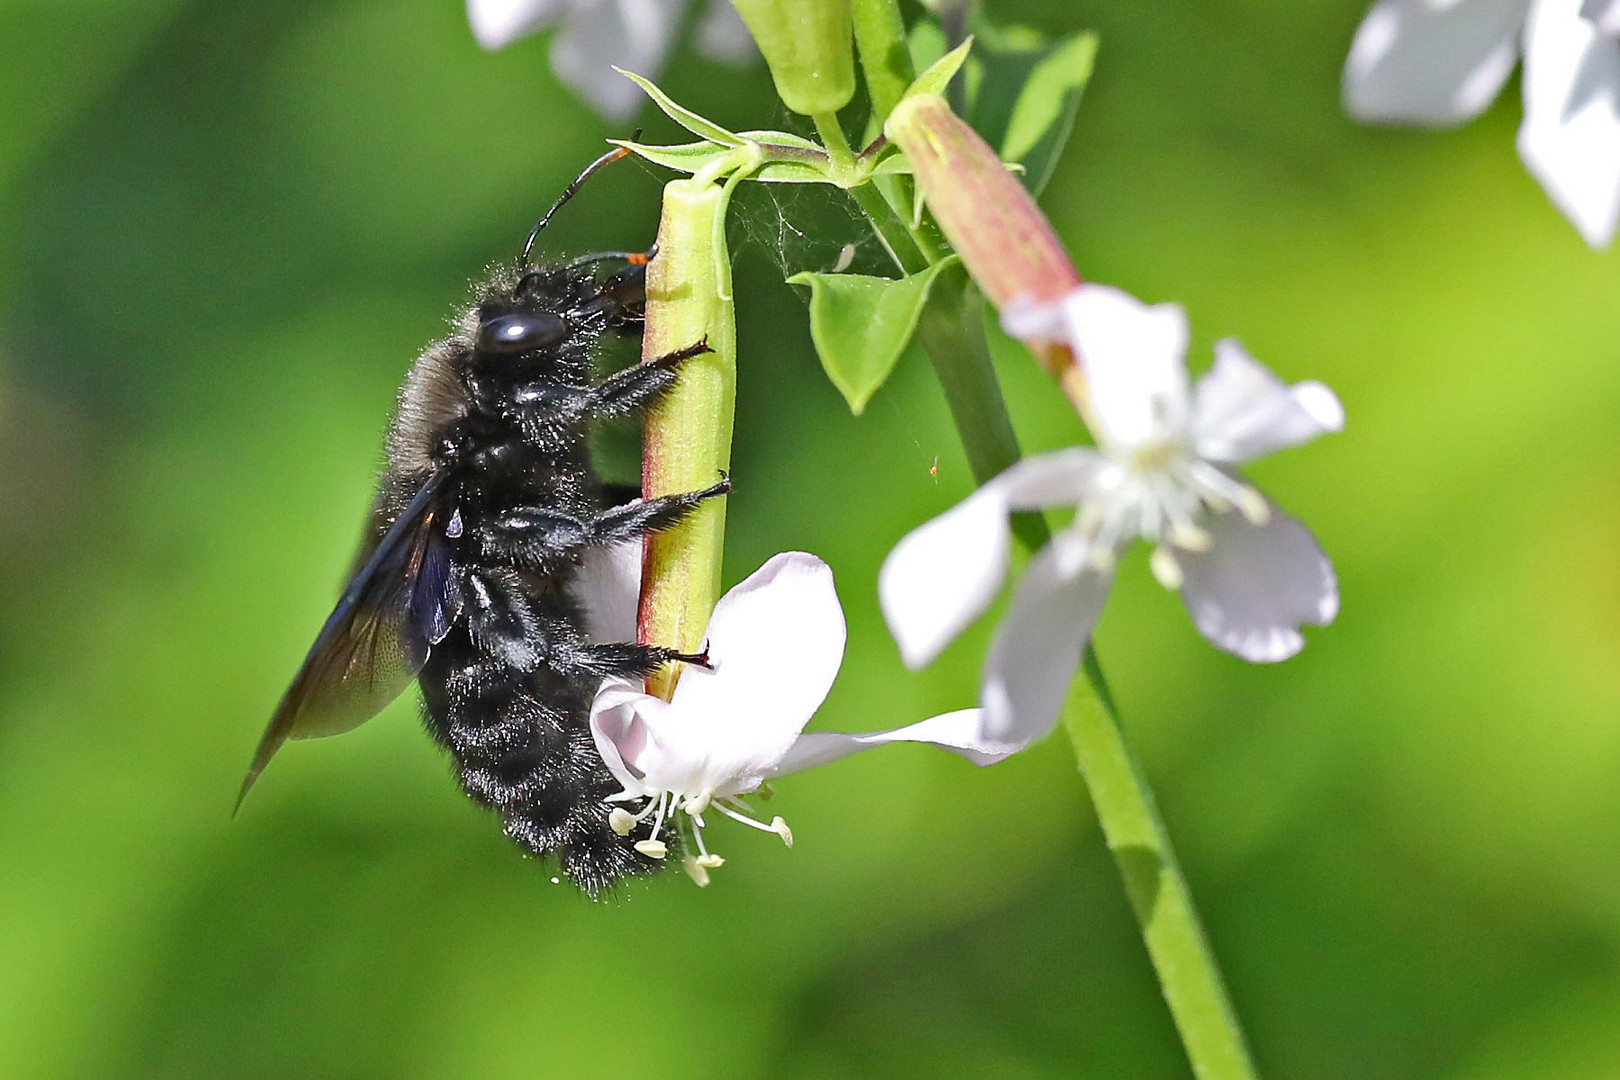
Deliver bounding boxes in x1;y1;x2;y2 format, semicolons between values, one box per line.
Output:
880;285;1343;746
468;0;755;120
589;552;1018;885
1343;0;1620;248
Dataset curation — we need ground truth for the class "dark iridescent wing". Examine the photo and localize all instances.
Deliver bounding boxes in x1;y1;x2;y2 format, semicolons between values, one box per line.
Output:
236;469;462;810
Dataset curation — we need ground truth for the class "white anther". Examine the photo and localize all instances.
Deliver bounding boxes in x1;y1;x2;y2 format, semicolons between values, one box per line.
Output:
1086;545;1117;573
1074;501;1105;536
683;856;711;887
1149;547;1184;590
696;853;724;869
608;808;636;836
1234;486;1271;525
1169;521;1212;552
771;816;794;848
682;789;713;816
634;839;668;859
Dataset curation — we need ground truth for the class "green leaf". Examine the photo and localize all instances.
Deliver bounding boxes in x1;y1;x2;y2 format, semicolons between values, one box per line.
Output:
613;139;737;176
786;257;959;415
900;36;973;103
959;24;1098;197
753;161;838;183
613;68;742;147
1000;32;1096;194
740;129;824;152
866;154;915;177
906;19;947;76
614;137;835;184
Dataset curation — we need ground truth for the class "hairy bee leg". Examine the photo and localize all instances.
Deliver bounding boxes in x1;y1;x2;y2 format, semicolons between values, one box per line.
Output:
477;476;730;565
583;338;712;420
566;641;711;680
586;475;730;544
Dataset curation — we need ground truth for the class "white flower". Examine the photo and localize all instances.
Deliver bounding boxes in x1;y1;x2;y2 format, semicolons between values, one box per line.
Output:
1343;0;1620;248
879;284;1344;744
588;551;1015;885
467;0;755;120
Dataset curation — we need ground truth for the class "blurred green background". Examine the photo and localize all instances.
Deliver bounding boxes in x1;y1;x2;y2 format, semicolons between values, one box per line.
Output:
3;1;1619;1077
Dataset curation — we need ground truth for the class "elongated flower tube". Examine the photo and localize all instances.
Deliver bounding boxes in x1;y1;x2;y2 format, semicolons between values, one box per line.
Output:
883;93;1078;308
884;92;1084;386
639;178;738;700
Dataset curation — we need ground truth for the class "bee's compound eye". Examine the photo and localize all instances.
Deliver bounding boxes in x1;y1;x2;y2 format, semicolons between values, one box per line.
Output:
476;312;567;356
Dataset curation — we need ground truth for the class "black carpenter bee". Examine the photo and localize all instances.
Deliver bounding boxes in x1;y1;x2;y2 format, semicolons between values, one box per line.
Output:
238;148;727;895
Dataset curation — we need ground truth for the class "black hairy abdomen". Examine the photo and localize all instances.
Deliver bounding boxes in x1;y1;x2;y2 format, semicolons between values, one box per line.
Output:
418;576;651;894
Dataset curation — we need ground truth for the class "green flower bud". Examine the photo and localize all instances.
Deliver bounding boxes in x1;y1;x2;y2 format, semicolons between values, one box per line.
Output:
731;0;856;116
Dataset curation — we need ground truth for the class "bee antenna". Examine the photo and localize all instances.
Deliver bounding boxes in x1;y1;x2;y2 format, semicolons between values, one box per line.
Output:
519;132;642;269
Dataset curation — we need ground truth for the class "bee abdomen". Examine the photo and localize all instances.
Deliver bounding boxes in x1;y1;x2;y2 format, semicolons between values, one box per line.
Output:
419;617;657;897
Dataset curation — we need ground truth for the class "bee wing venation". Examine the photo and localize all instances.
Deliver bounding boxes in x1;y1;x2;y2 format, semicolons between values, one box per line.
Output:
237;469;461;809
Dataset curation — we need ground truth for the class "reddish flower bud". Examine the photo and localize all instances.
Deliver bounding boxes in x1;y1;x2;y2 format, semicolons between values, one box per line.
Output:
884;93;1080;309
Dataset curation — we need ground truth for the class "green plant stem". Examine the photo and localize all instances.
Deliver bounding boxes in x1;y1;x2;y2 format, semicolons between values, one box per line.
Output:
912;269;1041;550
813;111;856;174
821;112;940;272
1064;655;1259;1080
914;276;1259;1080
849;181;928;275
850;0;913;121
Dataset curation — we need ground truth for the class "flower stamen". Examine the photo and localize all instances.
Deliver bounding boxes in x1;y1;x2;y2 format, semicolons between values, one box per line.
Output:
714;797;793;848
1149;547;1185;590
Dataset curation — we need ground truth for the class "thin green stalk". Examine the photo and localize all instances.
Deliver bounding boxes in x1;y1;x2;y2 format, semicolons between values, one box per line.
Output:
1065;655;1258;1079
914;277;1259;1080
820;112;945;272
850;0;913;122
912;269;1042;551
849;181;928;275
813;111;857;174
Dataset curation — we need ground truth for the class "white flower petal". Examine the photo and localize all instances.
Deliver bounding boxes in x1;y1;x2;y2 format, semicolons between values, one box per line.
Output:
1065;285;1192;453
1518;0;1620;247
695;0;757;63
575;539;642;643
772;709;1021;775
993;447;1107;511
652;552;845;794
589;677;671;798
1343;0;1527;125
1191;340;1345;464
550;0;688;120
879;484;1012;669
981;529;1112;746
1000;293;1071;346
1177;504;1338;663
467;0;574;50
1583;0;1620;35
